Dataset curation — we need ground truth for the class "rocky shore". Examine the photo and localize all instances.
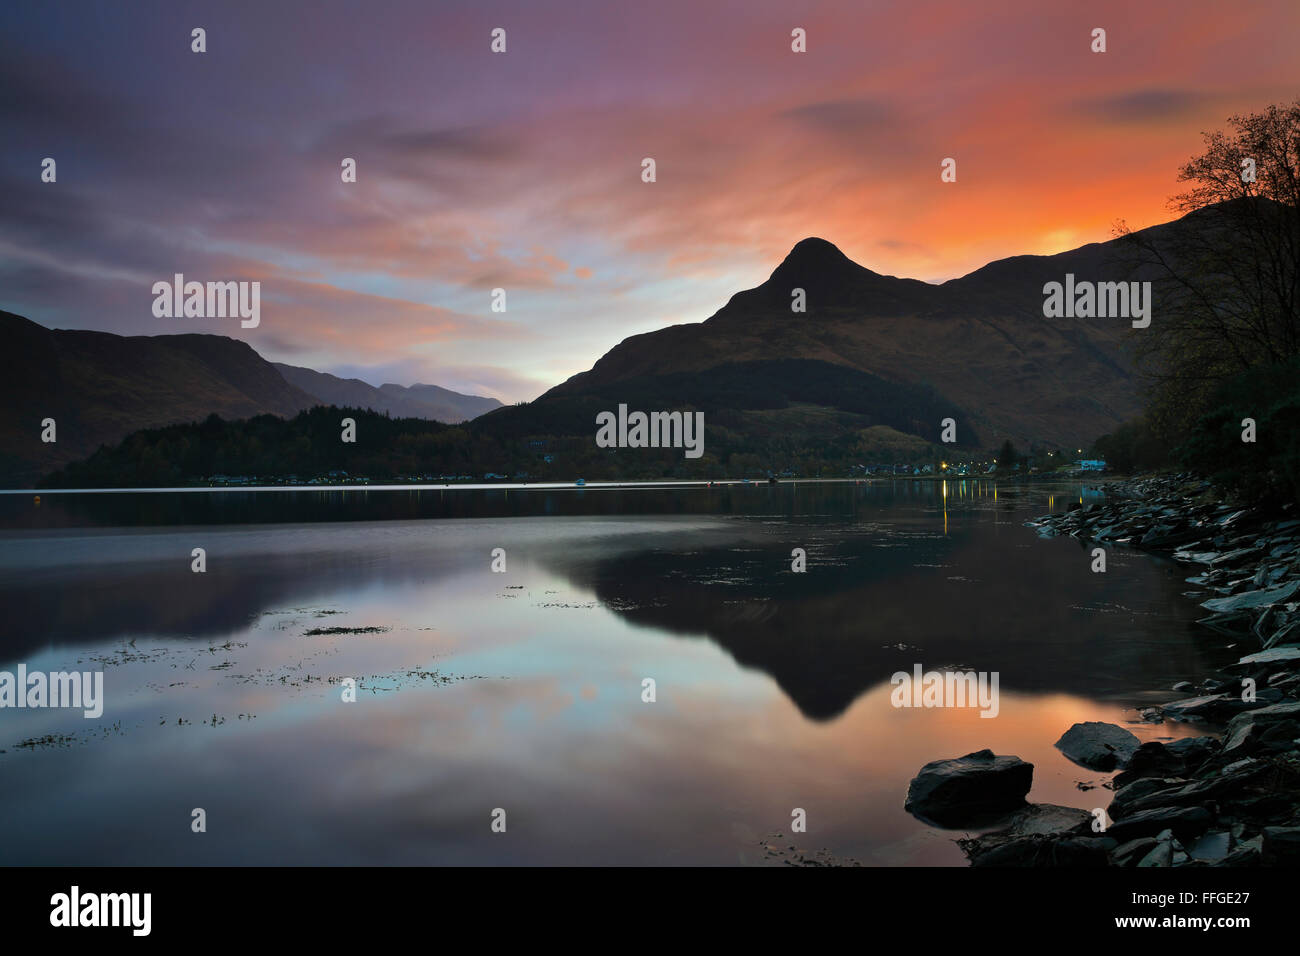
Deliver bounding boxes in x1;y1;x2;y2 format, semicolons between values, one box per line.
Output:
906;473;1300;866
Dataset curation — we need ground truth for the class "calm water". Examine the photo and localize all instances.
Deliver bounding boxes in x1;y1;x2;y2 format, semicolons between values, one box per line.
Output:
0;481;1231;865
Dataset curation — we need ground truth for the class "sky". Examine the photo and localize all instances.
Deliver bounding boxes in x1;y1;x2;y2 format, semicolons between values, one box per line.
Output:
1;0;1297;401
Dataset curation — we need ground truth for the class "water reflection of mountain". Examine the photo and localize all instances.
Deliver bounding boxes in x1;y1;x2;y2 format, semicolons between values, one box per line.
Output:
0;482;1233;720
554;515;1227;720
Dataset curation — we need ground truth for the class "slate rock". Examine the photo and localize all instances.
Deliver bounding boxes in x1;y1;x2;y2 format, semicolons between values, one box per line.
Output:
904;749;1033;827
1055;721;1141;771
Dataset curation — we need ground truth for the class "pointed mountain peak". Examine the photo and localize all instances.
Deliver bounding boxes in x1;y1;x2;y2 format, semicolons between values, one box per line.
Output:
774;237;860;275
762;237;891;300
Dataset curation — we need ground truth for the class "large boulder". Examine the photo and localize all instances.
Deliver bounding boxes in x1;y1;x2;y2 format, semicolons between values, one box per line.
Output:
1055;721;1141;771
904;749;1033;826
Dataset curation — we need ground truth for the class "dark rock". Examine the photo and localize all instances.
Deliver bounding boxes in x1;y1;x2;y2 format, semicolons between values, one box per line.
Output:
1213;845;1261;866
1055;721;1141;771
904;749;1033;826
1159;694;1229;720
1264;622;1300;649
1202;580;1300;614
1112;761;1267;817
1231;646;1300;670
1261;827;1300;864
968;836;1110;867
1113;742;1185;789
1110;776;1189;818
1222;721;1264;756
1197;611;1252;635
1137;841;1173;867
1107;806;1213;843
1225;701;1300;738
1164;735;1221;767
955;802;1094;866
1112;836;1158;866
1259;719;1300;753
958;806;1111;867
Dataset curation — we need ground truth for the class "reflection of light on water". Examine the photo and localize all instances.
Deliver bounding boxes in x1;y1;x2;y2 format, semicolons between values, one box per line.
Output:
941;481;948;535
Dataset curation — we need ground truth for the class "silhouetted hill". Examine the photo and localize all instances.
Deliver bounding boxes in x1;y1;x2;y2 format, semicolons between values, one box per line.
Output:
7;204;1239;486
0;312;505;486
0;312;317;486
507;220;1170;451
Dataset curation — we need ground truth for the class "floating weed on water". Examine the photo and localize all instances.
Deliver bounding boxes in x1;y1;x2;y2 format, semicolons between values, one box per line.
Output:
15;733;77;750
80;643;173;668
604;598;667;611
756;835;860;867
302;625;390;636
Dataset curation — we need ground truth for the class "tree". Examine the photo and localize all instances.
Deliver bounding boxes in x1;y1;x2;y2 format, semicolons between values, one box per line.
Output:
997;439;1018;471
1117;99;1300;438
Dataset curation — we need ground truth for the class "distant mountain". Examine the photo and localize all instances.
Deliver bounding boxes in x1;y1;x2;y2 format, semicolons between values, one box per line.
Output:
481;221;1171;452
273;363;502;424
0;311;318;486
4;205;1228;486
0;311;503;487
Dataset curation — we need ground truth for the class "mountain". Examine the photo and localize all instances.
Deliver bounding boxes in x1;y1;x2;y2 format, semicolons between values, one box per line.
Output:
485;225;1165;453
0;312;319;486
0;312;502;487
4;206;1220;486
273;363;502;424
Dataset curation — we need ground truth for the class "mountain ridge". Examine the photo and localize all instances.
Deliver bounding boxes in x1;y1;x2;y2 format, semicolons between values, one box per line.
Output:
0;312;501;486
273;363;502;423
527;214;1187;449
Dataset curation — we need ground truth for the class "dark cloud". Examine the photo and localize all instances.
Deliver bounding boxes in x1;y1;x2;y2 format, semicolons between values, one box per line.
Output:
781;97;899;131
1074;89;1213;123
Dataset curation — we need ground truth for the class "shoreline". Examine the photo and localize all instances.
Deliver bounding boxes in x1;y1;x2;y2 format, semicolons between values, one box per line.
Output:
954;473;1300;866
